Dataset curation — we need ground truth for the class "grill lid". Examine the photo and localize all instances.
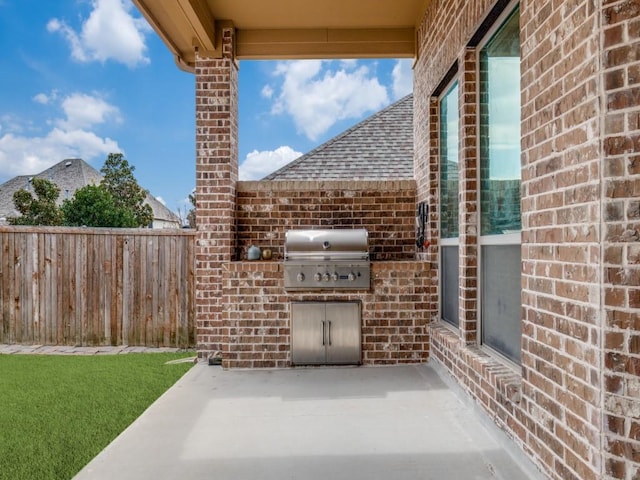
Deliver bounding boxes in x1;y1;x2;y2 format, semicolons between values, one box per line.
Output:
284;229;368;260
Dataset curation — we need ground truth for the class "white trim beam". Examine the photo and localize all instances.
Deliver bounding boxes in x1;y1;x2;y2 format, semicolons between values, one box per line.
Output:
236;27;416;59
178;0;217;51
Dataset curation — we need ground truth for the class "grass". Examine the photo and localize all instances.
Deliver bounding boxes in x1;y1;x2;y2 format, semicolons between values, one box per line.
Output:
0;352;194;480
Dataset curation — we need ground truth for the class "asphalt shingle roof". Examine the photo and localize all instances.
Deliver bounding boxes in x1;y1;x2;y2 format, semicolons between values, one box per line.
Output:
263;94;414;180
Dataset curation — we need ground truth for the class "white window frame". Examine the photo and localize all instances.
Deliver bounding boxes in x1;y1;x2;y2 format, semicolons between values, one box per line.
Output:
476;2;522;369
438;77;461;330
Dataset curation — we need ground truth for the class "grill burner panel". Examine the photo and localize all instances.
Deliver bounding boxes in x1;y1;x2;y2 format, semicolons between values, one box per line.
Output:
284;229;370;291
284;260;370;290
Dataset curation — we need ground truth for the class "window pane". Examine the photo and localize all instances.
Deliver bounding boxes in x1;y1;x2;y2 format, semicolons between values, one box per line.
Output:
440;82;459;239
480;9;521;236
481;245;522;364
441;245;459;328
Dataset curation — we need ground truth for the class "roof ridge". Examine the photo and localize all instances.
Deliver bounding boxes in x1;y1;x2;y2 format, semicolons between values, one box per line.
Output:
76;158;102;186
263;93;413;180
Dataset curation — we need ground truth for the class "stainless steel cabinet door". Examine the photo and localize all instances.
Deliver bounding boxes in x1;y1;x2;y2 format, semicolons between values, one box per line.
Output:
325;302;361;364
291;302;326;365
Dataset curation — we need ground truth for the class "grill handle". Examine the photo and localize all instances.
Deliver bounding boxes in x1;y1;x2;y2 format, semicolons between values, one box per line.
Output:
284;252;369;261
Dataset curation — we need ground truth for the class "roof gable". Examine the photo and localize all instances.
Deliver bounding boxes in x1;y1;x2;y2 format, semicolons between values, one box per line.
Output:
263;94;413;180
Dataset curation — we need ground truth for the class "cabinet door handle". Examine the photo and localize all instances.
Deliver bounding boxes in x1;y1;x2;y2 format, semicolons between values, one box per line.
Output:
328;320;332;346
322;320;326;346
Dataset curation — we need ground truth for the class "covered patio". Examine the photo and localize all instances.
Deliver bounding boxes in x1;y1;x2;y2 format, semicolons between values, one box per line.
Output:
73;363;544;480
131;1;640;479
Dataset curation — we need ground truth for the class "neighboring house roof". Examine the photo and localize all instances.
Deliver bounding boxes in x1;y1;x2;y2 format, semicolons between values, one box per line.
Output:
0;176;30;219
0;158;180;227
263;94;414;181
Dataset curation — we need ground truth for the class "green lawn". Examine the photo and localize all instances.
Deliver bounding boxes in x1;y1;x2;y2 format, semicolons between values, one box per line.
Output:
0;352;194;480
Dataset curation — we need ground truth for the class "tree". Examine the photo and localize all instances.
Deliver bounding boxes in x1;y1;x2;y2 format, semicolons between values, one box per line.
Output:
186;192;196;228
61;184;137;227
176;192;195;228
8;177;64;226
100;153;154;227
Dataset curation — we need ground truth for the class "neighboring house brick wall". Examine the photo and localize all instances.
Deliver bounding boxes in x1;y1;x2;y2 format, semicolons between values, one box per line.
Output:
194;26;239;360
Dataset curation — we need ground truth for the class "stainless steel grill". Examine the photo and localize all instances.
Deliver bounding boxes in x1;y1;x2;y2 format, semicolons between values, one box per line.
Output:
283;228;370;291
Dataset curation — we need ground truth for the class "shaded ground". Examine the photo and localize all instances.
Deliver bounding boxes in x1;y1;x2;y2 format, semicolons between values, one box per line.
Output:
74;363;547;480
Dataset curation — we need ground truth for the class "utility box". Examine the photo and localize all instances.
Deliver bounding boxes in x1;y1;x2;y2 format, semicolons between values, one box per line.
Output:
291;302;361;365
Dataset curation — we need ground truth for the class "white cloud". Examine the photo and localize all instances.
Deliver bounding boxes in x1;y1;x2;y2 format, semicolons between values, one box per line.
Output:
0;93;122;181
47;0;150;68
33;92;57;105
0;114;27;134
239;146;302;180
156;196;167;206
57;93;121;130
271;60;389;141
261;85;274;99
340;59;358;70
392;59;413;100
0;130;119;179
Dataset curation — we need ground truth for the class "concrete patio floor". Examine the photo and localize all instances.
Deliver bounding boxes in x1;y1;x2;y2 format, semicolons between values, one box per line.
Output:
74;362;546;480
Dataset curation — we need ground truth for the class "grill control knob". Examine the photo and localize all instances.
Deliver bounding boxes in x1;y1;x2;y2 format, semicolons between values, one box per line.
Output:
322;273;330;282
296;272;305;282
314;272;322;282
331;272;339;282
347;272;356;282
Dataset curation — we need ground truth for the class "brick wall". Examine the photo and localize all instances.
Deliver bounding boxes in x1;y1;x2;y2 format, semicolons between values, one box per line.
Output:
458;48;480;345
414;0;531;470
195;26;239;360
520;1;603;478
413;0;626;479
219;179;431;368
602;1;640;479
236;180;417;261
222;261;430;368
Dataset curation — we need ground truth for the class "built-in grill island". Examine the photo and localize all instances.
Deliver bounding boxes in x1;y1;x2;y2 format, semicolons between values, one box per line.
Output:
284;229;369;365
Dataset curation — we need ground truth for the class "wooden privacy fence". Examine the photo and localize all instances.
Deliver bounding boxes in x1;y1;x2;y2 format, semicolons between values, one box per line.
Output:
0;227;195;348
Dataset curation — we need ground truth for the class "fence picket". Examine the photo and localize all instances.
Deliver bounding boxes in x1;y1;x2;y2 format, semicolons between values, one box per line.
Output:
0;227;195;348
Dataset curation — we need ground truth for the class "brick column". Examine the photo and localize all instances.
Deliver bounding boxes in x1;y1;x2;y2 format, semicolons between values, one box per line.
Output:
458;48;479;344
194;27;238;362
601;2;640;478
520;1;602;478
412;62;438;322
425;97;440;320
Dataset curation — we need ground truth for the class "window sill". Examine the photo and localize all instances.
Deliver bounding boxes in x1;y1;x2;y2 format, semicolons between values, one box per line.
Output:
429;321;522;406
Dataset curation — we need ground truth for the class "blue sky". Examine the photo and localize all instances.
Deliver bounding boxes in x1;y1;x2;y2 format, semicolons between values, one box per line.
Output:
0;0;413;216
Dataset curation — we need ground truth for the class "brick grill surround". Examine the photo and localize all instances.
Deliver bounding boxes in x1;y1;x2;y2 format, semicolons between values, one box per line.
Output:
236;180;417;261
222;179;431;368
222;261;430;368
